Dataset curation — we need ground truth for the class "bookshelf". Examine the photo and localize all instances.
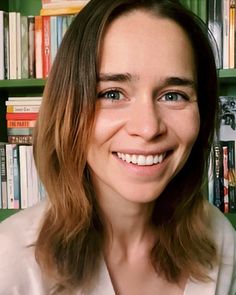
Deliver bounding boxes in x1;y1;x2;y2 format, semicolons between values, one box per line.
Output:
0;0;236;230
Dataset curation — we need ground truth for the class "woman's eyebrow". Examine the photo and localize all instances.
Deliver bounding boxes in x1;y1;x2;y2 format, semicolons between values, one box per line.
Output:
98;73;138;82
160;76;196;89
98;73;196;89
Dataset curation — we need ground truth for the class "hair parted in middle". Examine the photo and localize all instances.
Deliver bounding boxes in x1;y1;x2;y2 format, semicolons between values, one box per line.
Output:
33;0;219;291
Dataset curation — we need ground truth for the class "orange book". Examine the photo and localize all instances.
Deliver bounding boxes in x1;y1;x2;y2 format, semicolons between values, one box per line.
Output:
42;15;51;78
35;15;43;78
7;120;36;128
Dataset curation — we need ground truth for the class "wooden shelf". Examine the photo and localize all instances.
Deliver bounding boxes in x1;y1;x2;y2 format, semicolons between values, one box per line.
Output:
0;79;45;89
218;69;236;84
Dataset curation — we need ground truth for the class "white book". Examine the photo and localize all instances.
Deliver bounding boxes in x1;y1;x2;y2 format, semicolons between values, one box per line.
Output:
16;12;21;79
223;0;230;69
8;96;42;101
6;100;42;105
50;16;58;65
5;144;15;209
9;12;17;79
19;145;28;209
0;11;4;80
26;145;39;207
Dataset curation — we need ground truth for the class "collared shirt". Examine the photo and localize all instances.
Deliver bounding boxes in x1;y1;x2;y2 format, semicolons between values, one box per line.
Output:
0;200;235;295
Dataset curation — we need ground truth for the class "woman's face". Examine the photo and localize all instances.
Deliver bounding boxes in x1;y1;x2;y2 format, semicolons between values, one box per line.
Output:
87;10;200;205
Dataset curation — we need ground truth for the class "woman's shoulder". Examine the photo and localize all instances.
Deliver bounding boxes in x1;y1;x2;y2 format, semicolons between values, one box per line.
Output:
0;200;51;294
0;199;48;244
206;202;235;242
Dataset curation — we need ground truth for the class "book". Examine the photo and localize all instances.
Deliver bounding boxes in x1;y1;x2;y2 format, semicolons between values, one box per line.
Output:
5;144;15;209
42;15;51;78
7;128;34;136
12;145;20;209
41;0;89;9
207;0;223;68
0;144;7;209
9;12;17;79
6;105;41;113
229;0;235;68
7;120;36;128
21;15;29;79
8;135;33;144
6;100;41;106
6;113;38;120
219;96;236;140
16;12;21;79
0;11;4;80
19;145;28;209
28;16;36;78
35;15;43;78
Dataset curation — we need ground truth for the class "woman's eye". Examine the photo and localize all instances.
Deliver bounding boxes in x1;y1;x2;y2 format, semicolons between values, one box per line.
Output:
98;90;123;101
160;92;188;102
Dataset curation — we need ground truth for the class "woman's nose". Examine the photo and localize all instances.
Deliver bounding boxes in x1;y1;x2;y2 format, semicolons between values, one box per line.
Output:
125;99;167;141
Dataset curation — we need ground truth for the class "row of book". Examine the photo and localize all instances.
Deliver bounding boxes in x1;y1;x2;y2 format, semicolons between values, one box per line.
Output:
207;0;236;69
6;96;41;144
0;143;46;209
208;96;236;213
0;11;77;80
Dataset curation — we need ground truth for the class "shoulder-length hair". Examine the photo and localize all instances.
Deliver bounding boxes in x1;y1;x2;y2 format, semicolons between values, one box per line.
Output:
34;0;219;291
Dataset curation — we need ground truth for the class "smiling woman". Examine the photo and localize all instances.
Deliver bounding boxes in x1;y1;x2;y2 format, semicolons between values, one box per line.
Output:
0;0;235;295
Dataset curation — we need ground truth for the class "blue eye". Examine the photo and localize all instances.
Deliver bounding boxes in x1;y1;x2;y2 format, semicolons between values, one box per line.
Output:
98;90;122;100
160;92;189;102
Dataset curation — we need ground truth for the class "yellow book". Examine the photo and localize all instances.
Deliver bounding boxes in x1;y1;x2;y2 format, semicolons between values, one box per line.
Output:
40;6;84;16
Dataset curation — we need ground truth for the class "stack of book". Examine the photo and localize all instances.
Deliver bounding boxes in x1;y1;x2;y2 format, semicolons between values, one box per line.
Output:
6;96;42;144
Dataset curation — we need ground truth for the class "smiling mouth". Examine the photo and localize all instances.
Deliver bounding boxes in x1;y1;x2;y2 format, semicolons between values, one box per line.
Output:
116;152;166;166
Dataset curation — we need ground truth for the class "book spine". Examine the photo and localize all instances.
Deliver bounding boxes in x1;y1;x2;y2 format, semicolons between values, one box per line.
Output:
0;11;4;80
222;145;229;212
6;113;38;120
35;15;43;79
21;15;29;79
227;141;236;212
5;144;14;209
7;128;34;136
8;135;33;144
28;16;36;78
16;12;21;79
9;12;17;79
229;0;235;68
50;16;58;65
7;105;40;113
223;0;230;69
7;120;36;128
42;15;51;78
4;12;9;79
0;144;7;209
213;144;224;211
19;145;28;209
13;145;20;209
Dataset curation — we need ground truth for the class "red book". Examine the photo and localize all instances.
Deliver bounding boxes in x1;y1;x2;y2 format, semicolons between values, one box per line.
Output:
6;113;38;120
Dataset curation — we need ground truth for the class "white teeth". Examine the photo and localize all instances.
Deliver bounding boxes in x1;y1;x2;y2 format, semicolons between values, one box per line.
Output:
138;155;146;165
117;152;166;166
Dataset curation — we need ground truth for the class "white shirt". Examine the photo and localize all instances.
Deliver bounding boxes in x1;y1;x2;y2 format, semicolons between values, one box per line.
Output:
0;200;235;295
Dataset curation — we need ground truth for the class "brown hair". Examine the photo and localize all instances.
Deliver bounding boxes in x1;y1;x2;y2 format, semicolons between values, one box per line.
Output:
33;0;218;291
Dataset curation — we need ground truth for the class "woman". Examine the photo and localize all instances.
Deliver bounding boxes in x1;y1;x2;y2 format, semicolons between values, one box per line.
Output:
0;0;235;294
